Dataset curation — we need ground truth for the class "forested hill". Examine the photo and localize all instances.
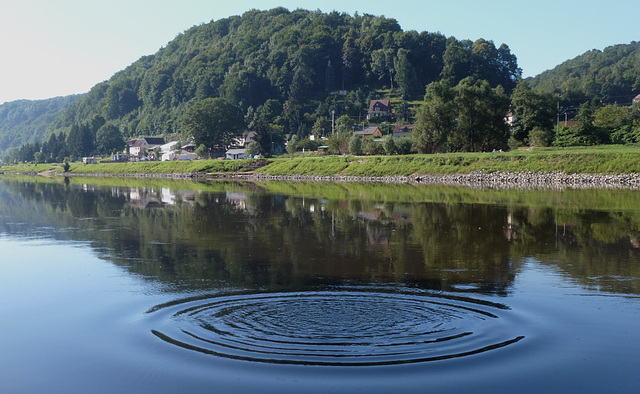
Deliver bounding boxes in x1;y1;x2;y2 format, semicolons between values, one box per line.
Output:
53;7;521;138
528;41;640;105
0;95;81;155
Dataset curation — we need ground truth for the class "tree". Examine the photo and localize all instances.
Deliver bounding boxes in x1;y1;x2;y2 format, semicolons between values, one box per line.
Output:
335;114;355;133
66;124;85;158
246;141;260;157
95;124;125;154
593;104;629;133
362;137;384;155
451;77;509;151
412;80;456;153
371;48;396;89
382;135;396;155
195;144;208;159
510;79;556;144
252;117;283;157
327;132;348;154
181;98;245;150
496;43;521;93
33;151;44;164
394;49;419;98
311;116;331;138
395;137;413;154
287;135;299;156
348;134;363;155
441;38;471;83
573;100;609;145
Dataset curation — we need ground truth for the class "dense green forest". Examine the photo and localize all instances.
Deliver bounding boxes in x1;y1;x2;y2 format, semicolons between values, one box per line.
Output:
528;41;640;105
0;95;81;155
48;8;520;138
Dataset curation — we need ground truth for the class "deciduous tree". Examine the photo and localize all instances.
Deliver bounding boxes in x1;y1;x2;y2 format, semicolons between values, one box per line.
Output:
181;98;245;150
412;80;456;153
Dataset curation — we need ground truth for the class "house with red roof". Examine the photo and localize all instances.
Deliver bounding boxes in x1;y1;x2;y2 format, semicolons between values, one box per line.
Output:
367;99;391;120
392;124;414;139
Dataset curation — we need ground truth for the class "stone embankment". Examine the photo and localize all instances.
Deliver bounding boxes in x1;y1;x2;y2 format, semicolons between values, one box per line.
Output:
236;171;640;189
9;168;640;189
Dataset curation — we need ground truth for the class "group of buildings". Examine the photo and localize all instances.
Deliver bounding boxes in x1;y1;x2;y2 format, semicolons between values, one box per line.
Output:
83;99;414;164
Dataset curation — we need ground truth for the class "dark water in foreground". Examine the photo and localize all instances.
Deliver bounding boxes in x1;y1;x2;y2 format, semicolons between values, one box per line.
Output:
1;177;640;393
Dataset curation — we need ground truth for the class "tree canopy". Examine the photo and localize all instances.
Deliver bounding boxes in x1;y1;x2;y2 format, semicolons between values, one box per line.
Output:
528;41;640;105
43;8;521;140
180;98;245;151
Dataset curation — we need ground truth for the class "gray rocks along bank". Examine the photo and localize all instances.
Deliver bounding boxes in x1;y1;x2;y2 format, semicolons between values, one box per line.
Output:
243;171;640;189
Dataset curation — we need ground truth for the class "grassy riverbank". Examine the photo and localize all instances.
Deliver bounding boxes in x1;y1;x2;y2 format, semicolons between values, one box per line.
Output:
2;145;640;178
258;146;640;176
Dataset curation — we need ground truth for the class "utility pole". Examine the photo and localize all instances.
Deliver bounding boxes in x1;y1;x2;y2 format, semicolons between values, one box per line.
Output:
331;110;335;135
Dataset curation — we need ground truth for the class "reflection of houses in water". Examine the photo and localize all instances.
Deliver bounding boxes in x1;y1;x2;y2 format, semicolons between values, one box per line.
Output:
357;210;390;248
129;188;160;209
357;210;383;222
356;207;414;247
225;191;259;215
128;188;197;208
392;209;412;224
505;213;515;241
226;192;248;211
367;225;391;247
82;184;97;193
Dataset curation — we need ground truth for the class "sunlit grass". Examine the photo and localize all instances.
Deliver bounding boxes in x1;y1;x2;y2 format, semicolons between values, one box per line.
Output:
258;146;640;176
2;145;640;177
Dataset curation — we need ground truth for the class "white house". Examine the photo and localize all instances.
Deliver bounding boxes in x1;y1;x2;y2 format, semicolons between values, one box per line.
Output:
162;151;197;161
159;141;196;161
226;148;246;160
127;137;165;160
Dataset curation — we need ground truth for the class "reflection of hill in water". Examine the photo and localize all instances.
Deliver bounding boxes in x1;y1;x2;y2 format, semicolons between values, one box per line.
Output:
1;178;639;295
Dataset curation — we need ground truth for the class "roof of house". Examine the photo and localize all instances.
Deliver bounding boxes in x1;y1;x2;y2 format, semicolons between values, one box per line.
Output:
393;124;414;133
368;99;391;113
226;148;247;155
144;137;166;146
128;137;166;147
356;126;382;136
245;131;257;144
633;94;640;103
160;141;179;152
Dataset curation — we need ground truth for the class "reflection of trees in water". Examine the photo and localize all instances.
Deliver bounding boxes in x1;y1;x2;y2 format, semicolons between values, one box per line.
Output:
1;179;640;294
507;205;640;294
411;203;514;295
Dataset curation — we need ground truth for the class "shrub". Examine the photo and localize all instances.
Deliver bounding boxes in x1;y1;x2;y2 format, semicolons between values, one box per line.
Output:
349;134;363;155
529;127;552;147
362;138;384;155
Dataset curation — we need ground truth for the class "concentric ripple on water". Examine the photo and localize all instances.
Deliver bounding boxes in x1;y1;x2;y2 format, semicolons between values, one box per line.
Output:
148;290;524;366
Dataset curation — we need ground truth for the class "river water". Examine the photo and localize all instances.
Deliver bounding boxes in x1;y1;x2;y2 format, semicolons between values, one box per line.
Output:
1;177;639;393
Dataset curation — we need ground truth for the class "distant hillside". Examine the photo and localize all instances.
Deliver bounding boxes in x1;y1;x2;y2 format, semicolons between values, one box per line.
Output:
528;41;640;104
0;95;82;155
53;7;521;138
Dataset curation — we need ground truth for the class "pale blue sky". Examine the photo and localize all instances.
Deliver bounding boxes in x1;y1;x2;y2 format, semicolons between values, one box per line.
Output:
1;0;638;104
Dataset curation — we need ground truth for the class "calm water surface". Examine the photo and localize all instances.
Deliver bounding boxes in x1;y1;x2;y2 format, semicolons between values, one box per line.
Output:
1;177;639;393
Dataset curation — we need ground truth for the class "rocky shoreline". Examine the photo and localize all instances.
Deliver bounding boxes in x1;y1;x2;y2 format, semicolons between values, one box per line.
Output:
7;169;640;189
217;171;640;189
